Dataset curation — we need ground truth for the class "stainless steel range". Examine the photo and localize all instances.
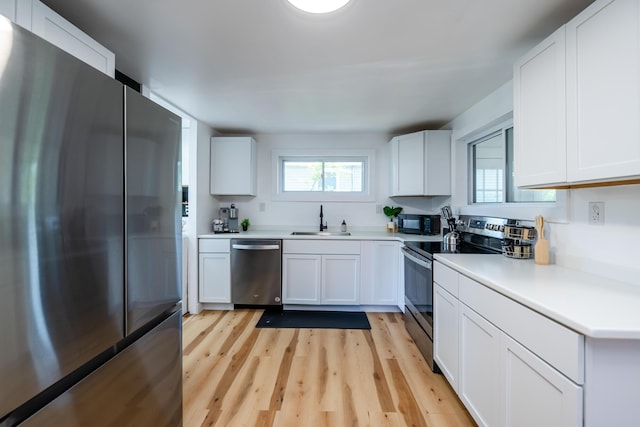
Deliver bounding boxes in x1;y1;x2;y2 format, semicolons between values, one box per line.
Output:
402;215;507;372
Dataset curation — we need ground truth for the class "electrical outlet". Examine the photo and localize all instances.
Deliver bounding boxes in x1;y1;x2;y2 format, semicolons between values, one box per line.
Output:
588;202;605;225
376;204;382;214
259;202;266;212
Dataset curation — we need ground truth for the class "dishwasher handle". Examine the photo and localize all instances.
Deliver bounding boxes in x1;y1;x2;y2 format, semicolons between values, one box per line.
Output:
232;244;280;250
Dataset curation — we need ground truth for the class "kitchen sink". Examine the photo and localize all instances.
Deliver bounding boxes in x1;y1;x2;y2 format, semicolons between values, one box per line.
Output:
290;231;351;236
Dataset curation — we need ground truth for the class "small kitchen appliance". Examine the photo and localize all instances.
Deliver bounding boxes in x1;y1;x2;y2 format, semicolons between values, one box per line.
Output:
397;214;441;235
441;206;461;252
214;204;240;233
228;203;239;232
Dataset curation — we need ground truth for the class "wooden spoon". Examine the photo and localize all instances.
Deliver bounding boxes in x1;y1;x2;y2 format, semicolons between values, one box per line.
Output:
534;215;549;265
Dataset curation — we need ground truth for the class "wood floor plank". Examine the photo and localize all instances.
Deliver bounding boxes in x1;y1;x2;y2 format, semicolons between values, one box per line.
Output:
387;357;429;427
362;328;396;412
182;310;476;427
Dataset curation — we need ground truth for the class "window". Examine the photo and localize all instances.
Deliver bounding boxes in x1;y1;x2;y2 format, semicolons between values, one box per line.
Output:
273;149;374;202
471;126;555;204
282;158;364;192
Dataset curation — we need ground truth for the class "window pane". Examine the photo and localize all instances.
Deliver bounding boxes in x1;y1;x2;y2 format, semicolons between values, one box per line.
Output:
473;133;505;203
282;161;323;191
505;127;556;202
324;161;363;192
282;159;364;193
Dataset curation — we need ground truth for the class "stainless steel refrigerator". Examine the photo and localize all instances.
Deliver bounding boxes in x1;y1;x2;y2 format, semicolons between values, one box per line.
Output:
0;16;182;426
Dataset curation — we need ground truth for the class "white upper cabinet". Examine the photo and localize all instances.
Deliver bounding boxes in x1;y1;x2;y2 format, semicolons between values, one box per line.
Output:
514;27;567;187
515;0;640;187
0;0;16;21
1;0;115;77
566;0;640;183
389;130;451;196
210;137;257;196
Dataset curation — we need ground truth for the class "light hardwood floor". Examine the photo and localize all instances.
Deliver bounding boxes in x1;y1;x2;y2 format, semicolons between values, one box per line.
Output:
182;310;476;427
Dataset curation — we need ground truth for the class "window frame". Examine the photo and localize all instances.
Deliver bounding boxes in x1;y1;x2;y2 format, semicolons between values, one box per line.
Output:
468;122;557;205
272;149;375;202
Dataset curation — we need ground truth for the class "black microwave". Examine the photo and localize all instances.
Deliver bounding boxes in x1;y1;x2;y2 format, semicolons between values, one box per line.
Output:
397;214;441;235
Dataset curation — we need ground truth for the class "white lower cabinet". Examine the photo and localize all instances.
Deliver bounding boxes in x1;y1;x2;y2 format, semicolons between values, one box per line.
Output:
433;260;583;427
283;240;360;305
360;241;399;306
459;304;501;427
282;254;321;304
433;284;459;391
322;255;360;304
500;335;582;427
198;239;231;303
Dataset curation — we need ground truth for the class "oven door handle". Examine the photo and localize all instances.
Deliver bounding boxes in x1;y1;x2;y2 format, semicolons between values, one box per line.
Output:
401;246;433;270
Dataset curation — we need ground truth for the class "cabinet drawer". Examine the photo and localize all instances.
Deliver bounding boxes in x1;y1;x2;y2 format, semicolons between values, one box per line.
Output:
434;261;459;297
283;240;360;255
199;239;230;253
459;275;584;384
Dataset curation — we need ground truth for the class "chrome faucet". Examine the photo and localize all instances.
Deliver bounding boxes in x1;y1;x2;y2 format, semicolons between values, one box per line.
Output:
320;204;327;231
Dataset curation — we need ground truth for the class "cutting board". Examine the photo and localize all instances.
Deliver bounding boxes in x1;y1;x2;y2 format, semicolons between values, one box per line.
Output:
534;215;549;265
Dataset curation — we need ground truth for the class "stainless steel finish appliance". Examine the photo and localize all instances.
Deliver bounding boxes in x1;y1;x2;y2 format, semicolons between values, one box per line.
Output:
0;18;182;426
402;247;436;371
402;215;505;372
215;204;240;233
231;239;282;305
228;203;239;232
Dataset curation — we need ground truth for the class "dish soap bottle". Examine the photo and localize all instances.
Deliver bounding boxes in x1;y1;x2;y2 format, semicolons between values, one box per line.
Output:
341;220;347;232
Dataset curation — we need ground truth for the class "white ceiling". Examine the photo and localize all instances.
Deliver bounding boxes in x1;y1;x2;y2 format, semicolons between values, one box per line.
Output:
43;0;593;134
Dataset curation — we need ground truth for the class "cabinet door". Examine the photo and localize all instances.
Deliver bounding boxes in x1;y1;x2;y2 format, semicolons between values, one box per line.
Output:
210;137;257;196
500;335;583;427
282;254;321;304
423;130;452;195
31;1;115;77
360;241;398;305
0;0;16;22
459;304;500;427
198;253;231;303
322;255;360;305
0;0;30;28
391;132;424;196
514;26;567;187
566;0;640;182
434;284;459;392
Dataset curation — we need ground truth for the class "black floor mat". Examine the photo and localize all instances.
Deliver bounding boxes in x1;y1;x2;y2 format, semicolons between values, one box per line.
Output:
256;310;371;330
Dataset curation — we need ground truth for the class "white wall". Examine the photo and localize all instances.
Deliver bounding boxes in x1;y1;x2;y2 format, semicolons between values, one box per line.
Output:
213;133;441;231
185;121;218;314
447;81;640;284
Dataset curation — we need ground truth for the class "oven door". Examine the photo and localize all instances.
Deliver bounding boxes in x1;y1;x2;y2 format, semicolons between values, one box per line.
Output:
401;246;433;339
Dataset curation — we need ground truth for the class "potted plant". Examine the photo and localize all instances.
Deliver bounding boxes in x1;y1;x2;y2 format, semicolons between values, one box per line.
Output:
383;206;402;232
240;218;250;231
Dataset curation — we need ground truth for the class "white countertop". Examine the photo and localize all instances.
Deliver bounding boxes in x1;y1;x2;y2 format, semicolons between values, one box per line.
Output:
435;254;640;340
198;229;442;242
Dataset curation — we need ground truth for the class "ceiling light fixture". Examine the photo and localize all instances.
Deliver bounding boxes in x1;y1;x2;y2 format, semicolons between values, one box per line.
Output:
286;0;352;14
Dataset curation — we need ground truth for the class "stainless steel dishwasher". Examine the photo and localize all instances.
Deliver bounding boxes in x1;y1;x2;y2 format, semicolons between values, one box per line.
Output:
230;239;282;306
